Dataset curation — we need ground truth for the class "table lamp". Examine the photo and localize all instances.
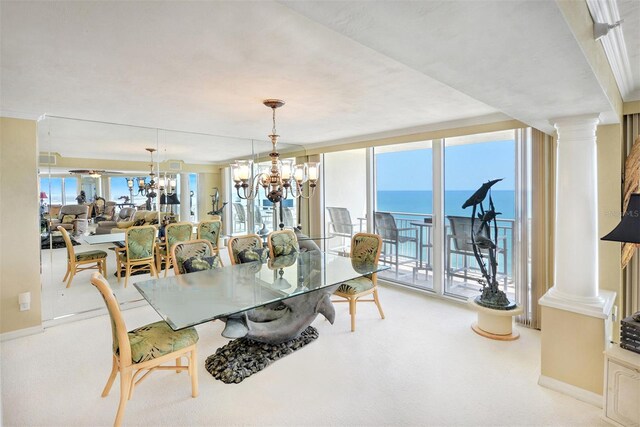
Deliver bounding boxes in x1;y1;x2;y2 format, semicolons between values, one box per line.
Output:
601;193;640;243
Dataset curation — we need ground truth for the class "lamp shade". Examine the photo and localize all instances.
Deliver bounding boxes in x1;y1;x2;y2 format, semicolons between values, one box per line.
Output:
601;193;640;243
161;193;180;205
39;192;48;199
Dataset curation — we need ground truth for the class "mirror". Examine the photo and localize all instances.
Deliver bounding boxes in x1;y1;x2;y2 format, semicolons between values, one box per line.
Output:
38;115;306;323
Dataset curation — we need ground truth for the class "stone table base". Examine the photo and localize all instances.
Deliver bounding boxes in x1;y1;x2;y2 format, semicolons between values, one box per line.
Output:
468;299;523;341
205;326;319;383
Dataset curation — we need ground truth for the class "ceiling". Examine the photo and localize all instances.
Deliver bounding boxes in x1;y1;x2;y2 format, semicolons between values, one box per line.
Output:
1;0;638;164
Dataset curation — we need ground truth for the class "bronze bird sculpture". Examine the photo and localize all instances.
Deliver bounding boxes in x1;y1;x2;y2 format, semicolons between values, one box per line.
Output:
462;178;503;209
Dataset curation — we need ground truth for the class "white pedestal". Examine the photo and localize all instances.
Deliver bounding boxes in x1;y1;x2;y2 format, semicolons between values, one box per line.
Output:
468;299;523;341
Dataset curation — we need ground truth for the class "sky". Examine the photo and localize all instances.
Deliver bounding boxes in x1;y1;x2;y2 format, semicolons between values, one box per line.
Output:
376;140;516;191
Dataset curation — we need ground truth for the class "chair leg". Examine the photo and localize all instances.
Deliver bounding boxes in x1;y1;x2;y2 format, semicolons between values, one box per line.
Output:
163;256;169;278
62;262;71;281
373;288;385;319
114;369;132;427
150;262;158;278
116;258;121;283
176;357;182;373
101;355;118;397
124;264;131;288
66;264;76;288
349;297;357;332
190;346;199;398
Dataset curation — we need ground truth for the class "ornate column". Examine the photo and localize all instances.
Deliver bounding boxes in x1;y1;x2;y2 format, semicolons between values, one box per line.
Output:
539;114;616;404
179;173;190;221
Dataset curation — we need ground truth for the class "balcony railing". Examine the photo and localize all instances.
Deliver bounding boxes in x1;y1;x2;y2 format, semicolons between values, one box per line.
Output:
372;211;515;298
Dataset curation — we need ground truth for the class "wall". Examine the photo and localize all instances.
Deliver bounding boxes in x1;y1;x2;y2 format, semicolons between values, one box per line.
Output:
0;117;42;334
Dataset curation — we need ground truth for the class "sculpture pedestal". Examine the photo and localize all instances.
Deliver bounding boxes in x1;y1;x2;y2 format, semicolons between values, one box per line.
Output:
468;299;523;341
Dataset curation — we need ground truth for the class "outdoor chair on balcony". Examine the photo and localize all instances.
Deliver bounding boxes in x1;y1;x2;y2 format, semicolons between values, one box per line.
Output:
326;207;358;255
374;211;418;277
232;202;246;232
446;215;508;288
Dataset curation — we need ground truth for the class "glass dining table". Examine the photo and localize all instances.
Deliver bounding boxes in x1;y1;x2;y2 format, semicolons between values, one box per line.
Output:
134;251;389;343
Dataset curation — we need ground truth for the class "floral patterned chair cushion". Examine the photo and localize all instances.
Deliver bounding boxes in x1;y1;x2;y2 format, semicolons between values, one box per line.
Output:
237;247;269;264
75;250;107;262
230;235;263;264
183;255;222;273
336;276;374;295
269;230;300;258
124;321;199;364
124;226;156;260
198;221;221;248
158;223;193;255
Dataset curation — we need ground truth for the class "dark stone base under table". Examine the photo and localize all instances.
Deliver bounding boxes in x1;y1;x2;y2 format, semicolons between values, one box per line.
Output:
205;326;319;384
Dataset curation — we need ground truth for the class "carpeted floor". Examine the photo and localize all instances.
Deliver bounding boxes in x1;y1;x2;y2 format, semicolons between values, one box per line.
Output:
1;284;606;426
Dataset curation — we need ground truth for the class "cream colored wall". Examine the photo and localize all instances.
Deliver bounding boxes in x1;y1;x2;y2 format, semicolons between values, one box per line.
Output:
624;101;640;115
597;124;623;339
0;117;42;334
541;306;607;395
197;171;222;223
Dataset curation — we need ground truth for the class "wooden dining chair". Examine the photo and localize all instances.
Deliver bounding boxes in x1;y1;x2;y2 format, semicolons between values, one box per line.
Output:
171;239;223;275
267;229;299;260
227;234;267;265
333;232;385;332
196;219;222;255
115;225;158;287
90;273;198;427
58;226;107;288
156;222;193;277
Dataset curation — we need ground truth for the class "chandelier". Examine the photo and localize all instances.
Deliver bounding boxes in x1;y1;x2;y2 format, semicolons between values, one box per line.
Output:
230;99;319;204
128;148;158;198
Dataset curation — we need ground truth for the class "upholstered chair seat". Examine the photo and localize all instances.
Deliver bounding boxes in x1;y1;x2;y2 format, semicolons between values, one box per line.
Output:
76;250;108;262
126;321;199;364
336;276;374;295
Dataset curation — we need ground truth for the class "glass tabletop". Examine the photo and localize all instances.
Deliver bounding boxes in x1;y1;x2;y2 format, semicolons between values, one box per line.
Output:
134;251;389;330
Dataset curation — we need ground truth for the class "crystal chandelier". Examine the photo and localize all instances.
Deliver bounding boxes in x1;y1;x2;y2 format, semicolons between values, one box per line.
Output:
230;99;319;204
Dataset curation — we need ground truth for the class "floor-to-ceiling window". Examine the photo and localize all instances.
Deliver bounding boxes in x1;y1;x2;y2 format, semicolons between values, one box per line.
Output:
443;131;516;300
323;149;367;254
374;141;433;290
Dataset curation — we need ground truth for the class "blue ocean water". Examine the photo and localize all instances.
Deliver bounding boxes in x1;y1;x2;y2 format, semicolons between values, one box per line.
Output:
376;190;515;220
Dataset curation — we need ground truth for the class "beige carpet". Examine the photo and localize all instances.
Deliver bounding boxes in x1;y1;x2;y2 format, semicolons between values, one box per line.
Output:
1;284;605;426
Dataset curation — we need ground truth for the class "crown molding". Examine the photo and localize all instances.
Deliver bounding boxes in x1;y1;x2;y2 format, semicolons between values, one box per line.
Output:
587;0;635;101
0;109;42;120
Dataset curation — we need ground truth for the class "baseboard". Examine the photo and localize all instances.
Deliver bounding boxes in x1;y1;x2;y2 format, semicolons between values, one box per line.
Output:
0;325;44;342
538;374;603;408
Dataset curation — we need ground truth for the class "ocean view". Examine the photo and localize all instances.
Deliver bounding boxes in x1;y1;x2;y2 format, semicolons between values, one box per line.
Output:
376;190;515;219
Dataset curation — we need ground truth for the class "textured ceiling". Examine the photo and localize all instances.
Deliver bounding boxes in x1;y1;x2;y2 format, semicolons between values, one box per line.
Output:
0;0;631;164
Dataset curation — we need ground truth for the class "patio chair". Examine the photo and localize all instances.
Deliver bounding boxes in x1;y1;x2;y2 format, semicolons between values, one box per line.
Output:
446;215;508;287
58;226;107;288
326;207;357;255
373;211;418;277
232;202;246;232
90;273;198;427
333;233;385;332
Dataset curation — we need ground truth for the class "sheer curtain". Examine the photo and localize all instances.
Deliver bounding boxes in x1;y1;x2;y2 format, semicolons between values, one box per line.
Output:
623;114;640;317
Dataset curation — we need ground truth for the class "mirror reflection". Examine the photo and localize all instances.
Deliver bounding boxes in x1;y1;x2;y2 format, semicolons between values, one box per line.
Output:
39;115;306;323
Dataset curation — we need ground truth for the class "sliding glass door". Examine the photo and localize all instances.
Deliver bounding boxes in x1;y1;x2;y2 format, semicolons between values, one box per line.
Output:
374;142;433;290
443;131;516;300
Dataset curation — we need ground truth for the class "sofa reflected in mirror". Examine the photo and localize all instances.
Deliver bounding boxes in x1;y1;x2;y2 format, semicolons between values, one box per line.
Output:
95;207;136;234
48;204;90;236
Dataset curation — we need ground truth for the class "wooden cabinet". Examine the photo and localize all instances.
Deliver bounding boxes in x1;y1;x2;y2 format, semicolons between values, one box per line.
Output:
604;346;640;427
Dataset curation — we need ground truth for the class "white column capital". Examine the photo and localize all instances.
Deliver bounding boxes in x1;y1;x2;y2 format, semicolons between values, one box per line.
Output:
550;114;600;130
